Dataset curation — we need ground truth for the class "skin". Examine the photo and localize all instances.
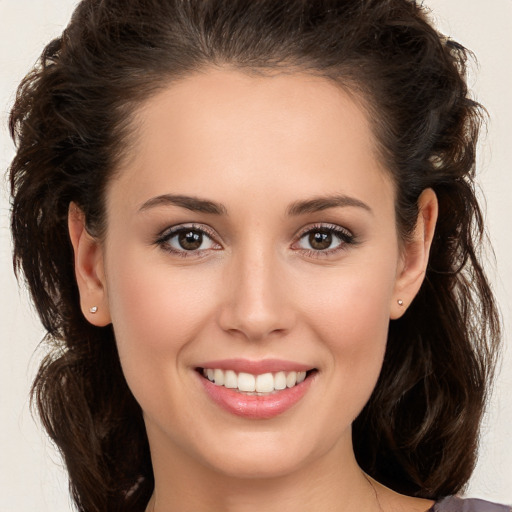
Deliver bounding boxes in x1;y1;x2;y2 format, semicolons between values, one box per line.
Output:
69;68;438;512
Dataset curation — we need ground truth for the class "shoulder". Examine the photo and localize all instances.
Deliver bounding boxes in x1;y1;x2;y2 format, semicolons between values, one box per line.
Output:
431;496;511;512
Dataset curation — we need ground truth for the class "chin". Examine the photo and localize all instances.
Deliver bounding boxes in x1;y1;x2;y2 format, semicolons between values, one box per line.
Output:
190;424;344;482
204;448;310;480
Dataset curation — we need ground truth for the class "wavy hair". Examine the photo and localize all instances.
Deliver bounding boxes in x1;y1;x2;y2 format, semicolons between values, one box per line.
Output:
8;0;500;510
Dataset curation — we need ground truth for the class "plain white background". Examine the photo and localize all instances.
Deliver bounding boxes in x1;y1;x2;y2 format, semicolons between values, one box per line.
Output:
1;1;511;510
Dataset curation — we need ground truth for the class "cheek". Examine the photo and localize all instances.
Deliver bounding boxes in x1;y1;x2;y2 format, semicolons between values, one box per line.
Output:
300;257;396;346
318;286;389;378
104;247;218;395
296;258;396;408
107;249;213;343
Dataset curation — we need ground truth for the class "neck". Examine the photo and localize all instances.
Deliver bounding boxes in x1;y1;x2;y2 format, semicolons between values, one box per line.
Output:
146;432;379;512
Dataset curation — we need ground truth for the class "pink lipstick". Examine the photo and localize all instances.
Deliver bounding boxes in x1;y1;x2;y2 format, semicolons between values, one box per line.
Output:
196;359;316;419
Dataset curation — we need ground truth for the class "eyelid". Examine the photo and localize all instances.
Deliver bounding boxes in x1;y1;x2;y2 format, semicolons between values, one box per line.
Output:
153;221;356;259
291;222;357;257
155;223;223;256
156;222;219;243
294;222;354;240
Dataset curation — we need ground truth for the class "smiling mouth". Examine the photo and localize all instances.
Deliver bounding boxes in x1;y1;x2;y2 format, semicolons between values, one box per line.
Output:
197;368;317;395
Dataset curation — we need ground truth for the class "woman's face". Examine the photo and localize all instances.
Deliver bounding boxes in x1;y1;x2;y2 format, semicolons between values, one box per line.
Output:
76;68;431;480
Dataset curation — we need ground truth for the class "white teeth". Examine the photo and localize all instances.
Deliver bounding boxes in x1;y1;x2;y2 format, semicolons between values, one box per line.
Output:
224;370;238;389
274;371;287;390
286;371;297;388
213;369;224;386
238;372;256;392
255;373;274;393
202;368;311;393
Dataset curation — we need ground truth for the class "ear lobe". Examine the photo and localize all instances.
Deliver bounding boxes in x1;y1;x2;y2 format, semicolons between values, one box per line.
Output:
68;203;111;326
390;188;438;320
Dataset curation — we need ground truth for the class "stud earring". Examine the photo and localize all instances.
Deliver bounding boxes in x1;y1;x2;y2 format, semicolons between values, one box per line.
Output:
89;306;98;314
397;299;404;307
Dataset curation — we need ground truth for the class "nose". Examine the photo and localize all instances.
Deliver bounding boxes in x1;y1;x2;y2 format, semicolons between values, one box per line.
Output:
218;246;295;342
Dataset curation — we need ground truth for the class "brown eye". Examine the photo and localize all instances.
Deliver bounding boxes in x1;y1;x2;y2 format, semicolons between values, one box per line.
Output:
158;225;218;255
308;231;332;250
295;224;355;254
178;230;203;250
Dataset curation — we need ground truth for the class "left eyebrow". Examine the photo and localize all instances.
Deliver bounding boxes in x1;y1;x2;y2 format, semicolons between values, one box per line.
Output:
286;194;373;216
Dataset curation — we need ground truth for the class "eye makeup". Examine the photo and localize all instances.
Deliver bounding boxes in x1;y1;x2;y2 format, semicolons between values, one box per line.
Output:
154;221;358;260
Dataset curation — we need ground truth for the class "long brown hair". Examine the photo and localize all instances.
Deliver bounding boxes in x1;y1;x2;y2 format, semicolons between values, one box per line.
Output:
8;1;500;510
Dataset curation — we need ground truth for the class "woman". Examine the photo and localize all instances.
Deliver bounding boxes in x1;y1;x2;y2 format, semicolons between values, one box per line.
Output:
7;0;508;511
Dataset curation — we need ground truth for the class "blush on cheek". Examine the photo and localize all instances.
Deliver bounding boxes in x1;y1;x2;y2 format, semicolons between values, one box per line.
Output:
109;258;211;345
304;277;390;410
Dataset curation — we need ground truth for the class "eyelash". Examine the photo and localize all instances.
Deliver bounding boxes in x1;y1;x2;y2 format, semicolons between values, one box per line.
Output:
292;223;356;258
155;223;357;259
155;223;221;258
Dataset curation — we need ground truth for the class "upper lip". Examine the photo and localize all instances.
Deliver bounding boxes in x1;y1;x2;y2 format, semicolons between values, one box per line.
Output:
196;358;314;374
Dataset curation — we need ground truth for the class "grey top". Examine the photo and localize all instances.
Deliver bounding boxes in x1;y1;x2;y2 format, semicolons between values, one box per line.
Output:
431;496;511;512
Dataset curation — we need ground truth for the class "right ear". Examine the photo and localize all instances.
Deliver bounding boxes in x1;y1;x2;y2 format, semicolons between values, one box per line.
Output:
68;203;111;326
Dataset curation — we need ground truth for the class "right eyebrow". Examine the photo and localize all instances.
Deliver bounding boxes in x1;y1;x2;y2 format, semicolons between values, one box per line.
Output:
138;194;228;215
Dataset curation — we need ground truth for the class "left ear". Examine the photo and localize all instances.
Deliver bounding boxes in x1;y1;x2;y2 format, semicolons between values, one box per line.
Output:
390;188;438;319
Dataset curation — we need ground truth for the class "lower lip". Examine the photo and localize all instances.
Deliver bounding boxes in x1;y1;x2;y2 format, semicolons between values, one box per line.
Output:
198;372;315;419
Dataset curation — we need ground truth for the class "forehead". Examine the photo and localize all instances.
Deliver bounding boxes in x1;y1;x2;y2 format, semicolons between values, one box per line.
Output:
111;67;393;215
